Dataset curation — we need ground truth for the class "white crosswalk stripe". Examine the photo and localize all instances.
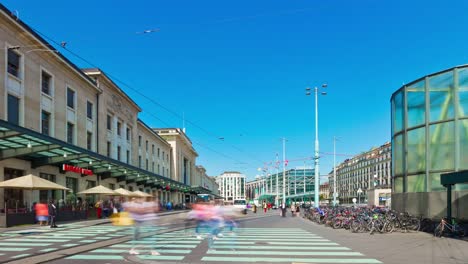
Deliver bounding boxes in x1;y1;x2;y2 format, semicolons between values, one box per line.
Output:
62;227;382;264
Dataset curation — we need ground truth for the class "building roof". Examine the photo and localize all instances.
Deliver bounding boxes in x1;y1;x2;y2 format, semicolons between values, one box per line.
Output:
0;3;101;93
391;64;468;101
137;119;171;148
82;68;141;112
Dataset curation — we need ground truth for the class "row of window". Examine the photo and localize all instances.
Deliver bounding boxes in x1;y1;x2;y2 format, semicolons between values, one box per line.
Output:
138;135;169;161
6;48;176;180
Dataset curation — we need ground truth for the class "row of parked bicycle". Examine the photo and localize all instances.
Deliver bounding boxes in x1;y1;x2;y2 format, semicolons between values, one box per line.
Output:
302;206;466;238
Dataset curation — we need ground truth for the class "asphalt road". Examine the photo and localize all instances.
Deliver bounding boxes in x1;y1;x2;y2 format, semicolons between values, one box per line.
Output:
0;210;467;264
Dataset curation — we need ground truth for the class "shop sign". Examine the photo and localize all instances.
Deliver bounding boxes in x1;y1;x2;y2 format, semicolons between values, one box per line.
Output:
62;164;93;176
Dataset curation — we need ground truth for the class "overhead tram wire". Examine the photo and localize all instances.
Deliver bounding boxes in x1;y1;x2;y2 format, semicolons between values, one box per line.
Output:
26;26;253;166
27;26;255;165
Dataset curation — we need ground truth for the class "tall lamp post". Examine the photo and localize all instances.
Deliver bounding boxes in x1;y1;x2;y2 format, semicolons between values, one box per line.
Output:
282;137;287;206
306;84;327;208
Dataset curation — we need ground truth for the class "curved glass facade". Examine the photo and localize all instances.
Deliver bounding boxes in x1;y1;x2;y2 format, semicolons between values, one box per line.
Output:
391;65;468;219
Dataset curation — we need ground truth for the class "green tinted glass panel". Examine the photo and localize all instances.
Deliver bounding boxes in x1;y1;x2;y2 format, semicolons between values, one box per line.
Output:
394;177;403;193
429;71;454;122
406;80;425;128
407;128;426;173
460;119;468;170
429;122;455;171
393;91;404;133
407;174;426;192
458;68;468;117
455;184;468;191
393;135;404;176
430;172;445;191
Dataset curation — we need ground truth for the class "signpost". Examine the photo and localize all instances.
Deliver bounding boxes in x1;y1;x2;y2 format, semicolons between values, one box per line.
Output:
357;188;363;205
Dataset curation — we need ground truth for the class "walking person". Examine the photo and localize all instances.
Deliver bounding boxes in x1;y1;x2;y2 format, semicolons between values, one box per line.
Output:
95;200;103;219
291;203;296;217
263;201;267;213
35;200;49;226
48;199;58;228
124;197;160;256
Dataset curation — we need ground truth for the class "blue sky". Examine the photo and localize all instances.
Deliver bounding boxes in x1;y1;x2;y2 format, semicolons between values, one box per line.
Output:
5;0;468;181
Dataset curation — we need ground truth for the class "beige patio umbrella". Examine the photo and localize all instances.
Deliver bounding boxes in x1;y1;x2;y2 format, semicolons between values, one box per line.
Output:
114;188;136;197
77;185;117;195
0;174;69;191
0;174;69;210
131;190;153;198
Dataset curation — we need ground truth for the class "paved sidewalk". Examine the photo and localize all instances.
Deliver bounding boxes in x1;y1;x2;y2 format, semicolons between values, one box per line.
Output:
0;210;189;233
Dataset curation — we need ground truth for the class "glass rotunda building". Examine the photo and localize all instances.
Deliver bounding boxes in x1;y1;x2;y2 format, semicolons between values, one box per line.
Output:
391;65;468;220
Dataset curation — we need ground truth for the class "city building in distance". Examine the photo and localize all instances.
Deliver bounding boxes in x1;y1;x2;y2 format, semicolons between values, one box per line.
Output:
246;166;315;206
215;171;246;203
328;142;391;206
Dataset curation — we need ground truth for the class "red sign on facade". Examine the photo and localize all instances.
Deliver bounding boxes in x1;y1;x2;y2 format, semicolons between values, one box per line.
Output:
62;164;93;176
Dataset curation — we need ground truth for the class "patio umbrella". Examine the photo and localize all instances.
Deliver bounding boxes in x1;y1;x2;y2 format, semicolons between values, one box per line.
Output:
0;174;69;191
131;190;153;198
114;188;136;197
0;174;69;211
77;185;117;195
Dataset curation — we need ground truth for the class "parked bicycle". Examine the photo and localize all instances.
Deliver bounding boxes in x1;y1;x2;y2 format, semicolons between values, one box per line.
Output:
434;218;465;238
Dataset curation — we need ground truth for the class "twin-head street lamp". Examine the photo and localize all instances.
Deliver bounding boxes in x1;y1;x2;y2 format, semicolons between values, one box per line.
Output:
305;84;327;208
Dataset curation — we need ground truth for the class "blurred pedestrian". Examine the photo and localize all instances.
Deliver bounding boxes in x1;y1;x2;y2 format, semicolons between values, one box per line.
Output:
263;201;267;213
95;200;103;219
35;200;48;226
124;197;160;256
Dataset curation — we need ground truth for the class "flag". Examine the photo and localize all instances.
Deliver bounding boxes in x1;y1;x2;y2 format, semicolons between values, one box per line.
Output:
285;160;289;167
275;153;280;168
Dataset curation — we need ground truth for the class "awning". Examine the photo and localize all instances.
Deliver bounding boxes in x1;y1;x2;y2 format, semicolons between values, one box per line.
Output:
0;120;189;191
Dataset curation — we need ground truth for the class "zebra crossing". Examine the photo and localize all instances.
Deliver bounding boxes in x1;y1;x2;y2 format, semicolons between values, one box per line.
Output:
59;227;382;264
65;229;201;262
0;224;165;261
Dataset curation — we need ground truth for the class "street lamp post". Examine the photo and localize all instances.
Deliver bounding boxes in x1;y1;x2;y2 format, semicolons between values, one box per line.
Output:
333;136;338;206
306;84;327;208
282;137;287;207
276;154;279;207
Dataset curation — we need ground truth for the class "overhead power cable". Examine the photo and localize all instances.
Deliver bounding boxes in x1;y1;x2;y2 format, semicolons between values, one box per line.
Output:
26;26;253;166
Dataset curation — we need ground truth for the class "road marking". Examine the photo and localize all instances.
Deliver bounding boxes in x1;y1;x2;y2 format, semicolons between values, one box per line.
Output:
61;243;79;247
91;249;192;254
214;241;256;245
221;238;337;243
207;250;363;256
268;242;339;245
10;253;31;259
66;255;124;260
137;255;185;260
0;242;52;246
201;257;382;263
127;240;200;244
5;238;69;242
212;245;351;250
39;248;58;252
0;248;31;251
79;240;97;243
226;237;328;241
111;244;198;249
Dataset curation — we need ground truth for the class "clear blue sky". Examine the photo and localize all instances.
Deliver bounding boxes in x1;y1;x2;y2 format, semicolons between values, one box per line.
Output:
5;0;468;181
